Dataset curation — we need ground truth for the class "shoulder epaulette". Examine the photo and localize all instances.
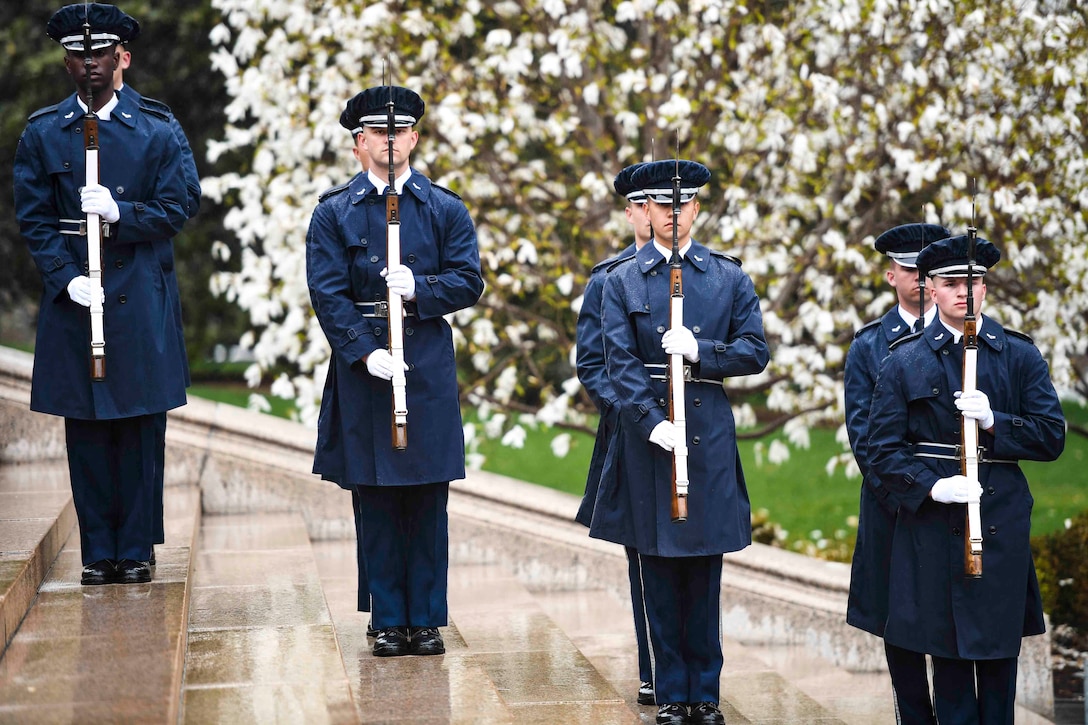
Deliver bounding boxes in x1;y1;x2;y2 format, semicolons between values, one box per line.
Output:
888;330;923;351
591;252;633;275
138;95;174;115
27;104;59;122
852;318;883;339
318;182;350;202
1005;328;1034;344
710;250;742;266
139;104;171;122
605;255;638;273
431;182;463;201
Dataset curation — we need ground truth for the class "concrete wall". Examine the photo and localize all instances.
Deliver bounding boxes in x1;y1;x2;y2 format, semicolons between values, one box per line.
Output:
0;344;1054;718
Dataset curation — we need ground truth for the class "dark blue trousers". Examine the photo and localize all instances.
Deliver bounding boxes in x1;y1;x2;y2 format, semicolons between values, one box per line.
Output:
638;553;724;705
350;488;372;613
886;642;935;723
354;482;449;628
152;411;167;544
931;655;1017;725
64;415;156;564
626;546;653;683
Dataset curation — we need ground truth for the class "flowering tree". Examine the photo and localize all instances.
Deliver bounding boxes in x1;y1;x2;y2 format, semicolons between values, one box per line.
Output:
203;0;1088;471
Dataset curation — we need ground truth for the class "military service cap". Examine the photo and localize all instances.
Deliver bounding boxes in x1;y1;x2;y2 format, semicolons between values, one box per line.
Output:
341;86;425;134
916;234;1001;278
632;160;710;204
613;163;647;203
47;3;140;51
874;223;951;268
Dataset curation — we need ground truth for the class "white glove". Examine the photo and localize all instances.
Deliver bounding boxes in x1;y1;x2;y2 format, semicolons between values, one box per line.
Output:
648;420;679;452
80;184;120;224
365;349;408;381
66;275;104;307
661;326;700;362
954;390;995;430
930;475;983;504
381;264;416;301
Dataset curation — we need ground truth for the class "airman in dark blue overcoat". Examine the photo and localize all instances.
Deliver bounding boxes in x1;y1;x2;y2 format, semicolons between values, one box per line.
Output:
114;39;203;562
575;162;655;706
594;160;769;725
868;235;1065;724
306;86;483;658
13;3;189;586
844;222;947;722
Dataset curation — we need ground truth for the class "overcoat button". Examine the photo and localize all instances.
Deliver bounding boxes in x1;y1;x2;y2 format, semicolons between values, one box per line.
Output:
644;303;650;310
987;487;995;495
694;398;701;407
405;328;414;336
692;436;700;445
657;325;665;333
658;398;666;407
932;388;940;395
989;526;997;534
407;254;416;263
118;295;127;304
360;238;368;246
942;349;949;356
114;259;124;269
370;255;379;263
692;326;701;333
952;527;961;536
650;270;657;276
115;186;124;195
374;327;383;336
63;162;71;168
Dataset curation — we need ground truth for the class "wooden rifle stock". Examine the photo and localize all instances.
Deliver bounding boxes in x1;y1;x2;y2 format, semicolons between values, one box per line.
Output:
668;154;688;523
669;262;689;523
962;199;982;578
385;87;408;450
82;12;105;381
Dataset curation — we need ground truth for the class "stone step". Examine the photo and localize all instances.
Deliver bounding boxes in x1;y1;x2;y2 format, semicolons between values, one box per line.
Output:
180;512;356;723
0;482;200;722
313;537;638;724
0;461;74;654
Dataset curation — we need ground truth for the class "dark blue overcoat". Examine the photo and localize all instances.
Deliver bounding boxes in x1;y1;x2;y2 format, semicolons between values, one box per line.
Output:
14;91;189;420
868;316;1065;659
844;308;914;636
575;244;635;527
592;242;769;556
306;169;483;487
119;84;201;389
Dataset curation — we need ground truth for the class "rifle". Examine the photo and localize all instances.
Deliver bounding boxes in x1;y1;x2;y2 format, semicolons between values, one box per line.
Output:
385;83;408;450
668;150;689;523
82;1;106;381
962;184;983;578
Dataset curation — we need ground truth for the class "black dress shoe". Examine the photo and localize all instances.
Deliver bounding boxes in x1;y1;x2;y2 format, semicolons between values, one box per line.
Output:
149;548;156;566
408;626;445;655
372;627;410;657
638;680;656;705
81;559;116;586
689;701;725;725
366;619;377;638
656;703;689;725
114;559;151;584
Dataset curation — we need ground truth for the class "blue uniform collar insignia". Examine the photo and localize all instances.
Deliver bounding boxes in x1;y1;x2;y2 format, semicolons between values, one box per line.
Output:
351;168;430;205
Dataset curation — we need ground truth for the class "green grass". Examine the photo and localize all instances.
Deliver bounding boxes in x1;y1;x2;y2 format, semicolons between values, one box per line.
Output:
186;382;1088;559
187;383;299;420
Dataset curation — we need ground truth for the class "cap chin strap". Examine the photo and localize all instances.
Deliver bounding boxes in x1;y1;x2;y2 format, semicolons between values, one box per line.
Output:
60;32;119;50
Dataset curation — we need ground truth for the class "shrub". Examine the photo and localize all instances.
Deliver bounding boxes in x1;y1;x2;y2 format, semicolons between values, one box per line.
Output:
1031;510;1088;629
